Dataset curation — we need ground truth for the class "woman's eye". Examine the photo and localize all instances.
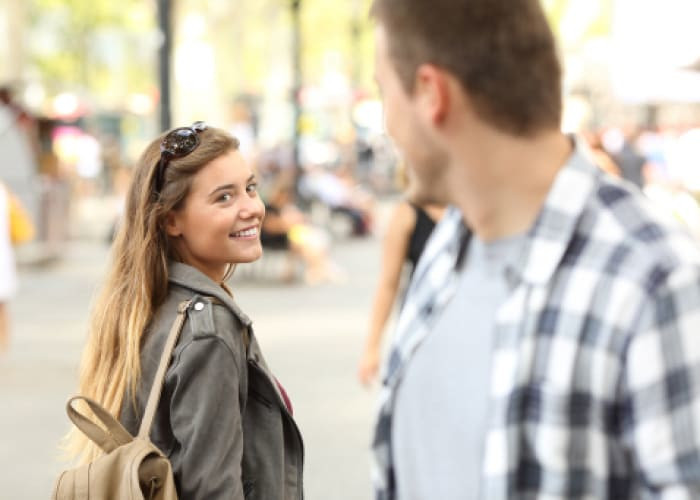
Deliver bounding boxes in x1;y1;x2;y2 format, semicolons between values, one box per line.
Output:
246;183;258;194
219;193;232;202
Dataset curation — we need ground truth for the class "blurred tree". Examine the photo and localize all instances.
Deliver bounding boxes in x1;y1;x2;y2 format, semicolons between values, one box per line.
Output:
300;0;374;89
189;0;375;98
542;0;612;49
27;0;157;103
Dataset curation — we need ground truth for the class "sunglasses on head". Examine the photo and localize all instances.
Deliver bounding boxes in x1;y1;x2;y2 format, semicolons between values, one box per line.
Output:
153;121;208;194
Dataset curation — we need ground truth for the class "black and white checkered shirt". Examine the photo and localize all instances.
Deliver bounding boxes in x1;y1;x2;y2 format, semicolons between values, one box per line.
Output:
372;142;700;499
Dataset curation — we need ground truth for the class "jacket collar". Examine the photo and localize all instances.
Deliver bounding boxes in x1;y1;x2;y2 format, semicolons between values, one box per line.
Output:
168;261;252;327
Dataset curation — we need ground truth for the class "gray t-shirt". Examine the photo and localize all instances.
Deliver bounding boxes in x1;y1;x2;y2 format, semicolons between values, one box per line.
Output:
392;232;524;500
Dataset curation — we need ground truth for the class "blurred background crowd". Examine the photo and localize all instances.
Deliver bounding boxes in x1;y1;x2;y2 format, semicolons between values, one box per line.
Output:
1;0;700;261
1;0;392;268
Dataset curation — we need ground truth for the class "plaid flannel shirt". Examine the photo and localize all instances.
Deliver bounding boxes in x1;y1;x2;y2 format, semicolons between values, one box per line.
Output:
372;142;700;499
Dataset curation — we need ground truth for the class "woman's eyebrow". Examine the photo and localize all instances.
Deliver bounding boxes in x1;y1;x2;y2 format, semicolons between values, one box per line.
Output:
209;184;236;196
208;175;256;196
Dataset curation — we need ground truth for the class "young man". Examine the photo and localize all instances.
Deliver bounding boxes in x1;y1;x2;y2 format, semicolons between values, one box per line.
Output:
370;1;700;499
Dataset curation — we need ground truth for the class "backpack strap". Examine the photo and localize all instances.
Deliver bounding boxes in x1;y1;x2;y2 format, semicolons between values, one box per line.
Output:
66;396;134;453
138;300;192;439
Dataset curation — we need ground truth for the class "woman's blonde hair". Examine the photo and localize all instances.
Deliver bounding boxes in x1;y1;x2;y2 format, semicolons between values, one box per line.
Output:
65;126;239;463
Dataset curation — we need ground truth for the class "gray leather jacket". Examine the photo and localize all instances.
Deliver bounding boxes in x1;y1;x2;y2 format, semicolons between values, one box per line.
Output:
120;262;304;499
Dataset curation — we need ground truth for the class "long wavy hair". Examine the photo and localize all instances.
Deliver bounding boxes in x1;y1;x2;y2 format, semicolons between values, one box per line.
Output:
64;126;239;463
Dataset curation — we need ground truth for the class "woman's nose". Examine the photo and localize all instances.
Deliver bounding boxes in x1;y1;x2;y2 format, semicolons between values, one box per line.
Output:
239;195;264;219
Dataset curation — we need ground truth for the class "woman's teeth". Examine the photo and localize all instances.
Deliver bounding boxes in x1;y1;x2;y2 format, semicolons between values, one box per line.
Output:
231;228;258;237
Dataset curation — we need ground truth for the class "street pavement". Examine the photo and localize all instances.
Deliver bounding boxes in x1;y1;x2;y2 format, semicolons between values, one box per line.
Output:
0;204;395;499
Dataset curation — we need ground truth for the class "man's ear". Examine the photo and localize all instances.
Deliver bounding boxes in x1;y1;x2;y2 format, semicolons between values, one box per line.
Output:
414;64;449;125
164;211;182;237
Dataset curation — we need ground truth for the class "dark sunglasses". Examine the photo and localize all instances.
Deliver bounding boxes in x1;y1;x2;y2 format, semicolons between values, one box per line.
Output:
153;121;208;194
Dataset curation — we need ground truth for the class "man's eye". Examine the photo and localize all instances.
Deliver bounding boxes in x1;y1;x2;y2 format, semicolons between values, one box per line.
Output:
246;183;258;194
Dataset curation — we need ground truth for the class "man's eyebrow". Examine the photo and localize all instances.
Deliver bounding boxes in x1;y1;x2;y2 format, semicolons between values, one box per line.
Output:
208;175;256;196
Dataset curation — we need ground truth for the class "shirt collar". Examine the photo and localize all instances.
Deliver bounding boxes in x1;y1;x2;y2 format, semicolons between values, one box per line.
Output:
515;137;600;286
426;137;599;288
409;206;468;287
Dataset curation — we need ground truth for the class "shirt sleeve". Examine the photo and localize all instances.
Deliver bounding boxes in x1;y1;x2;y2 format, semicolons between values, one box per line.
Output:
166;335;245;500
623;264;700;498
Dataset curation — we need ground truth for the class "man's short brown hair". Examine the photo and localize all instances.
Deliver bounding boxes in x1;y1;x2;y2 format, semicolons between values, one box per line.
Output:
371;0;562;136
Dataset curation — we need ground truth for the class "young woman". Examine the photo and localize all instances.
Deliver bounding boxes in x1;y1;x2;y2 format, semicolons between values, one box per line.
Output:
65;123;304;499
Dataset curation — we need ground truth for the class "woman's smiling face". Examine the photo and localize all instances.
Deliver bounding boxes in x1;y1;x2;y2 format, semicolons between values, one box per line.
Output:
166;149;265;282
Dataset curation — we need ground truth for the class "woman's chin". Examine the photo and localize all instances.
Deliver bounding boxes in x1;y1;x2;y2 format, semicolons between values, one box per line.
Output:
233;247;263;264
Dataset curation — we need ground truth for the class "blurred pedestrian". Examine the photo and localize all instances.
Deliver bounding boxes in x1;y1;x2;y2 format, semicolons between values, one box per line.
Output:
0;85;39;160
0;181;18;353
261;184;345;285
582;129;622;178
0;94;37;237
64;123;304;499
302;165;374;236
370;0;700;498
358;198;445;386
614;127;647;189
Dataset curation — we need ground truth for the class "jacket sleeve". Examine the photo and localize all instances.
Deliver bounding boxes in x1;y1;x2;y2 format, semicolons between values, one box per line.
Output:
166;335;245;500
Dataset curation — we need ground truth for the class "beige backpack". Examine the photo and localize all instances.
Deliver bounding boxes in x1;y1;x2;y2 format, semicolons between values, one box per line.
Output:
53;301;192;500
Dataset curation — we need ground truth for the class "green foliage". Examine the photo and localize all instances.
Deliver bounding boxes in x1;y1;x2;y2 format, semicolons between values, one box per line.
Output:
27;0;379;110
179;0;376;104
542;0;612;45
300;0;374;86
585;1;612;39
542;0;570;34
27;0;156;98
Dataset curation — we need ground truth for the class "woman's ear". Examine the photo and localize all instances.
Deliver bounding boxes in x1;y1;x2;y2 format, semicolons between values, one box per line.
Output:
164;211;182;237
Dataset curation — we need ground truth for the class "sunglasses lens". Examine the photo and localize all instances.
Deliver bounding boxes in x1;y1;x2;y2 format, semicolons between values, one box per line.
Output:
154;122;207;194
162;128;198;156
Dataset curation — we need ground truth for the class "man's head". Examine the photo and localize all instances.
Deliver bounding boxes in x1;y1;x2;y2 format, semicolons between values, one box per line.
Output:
372;0;562;203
